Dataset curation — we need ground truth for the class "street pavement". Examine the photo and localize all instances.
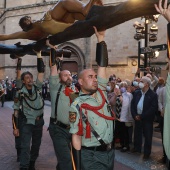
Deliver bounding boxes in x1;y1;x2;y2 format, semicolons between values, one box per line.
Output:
0;101;167;170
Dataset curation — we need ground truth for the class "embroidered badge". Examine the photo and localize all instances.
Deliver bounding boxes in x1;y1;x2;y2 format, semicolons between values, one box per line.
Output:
69;112;76;123
14;98;19;103
73;100;78;105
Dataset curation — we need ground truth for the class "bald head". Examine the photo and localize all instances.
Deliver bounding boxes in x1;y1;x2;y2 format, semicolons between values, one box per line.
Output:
78;69;95;79
78;69;98;94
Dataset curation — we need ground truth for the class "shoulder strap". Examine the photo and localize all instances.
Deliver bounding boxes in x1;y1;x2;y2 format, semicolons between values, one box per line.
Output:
55;84;63;120
76;104;105;145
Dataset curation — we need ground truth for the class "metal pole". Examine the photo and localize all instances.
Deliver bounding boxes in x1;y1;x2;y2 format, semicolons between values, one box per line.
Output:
144;18;148;75
4;0;6;9
138;41;141;77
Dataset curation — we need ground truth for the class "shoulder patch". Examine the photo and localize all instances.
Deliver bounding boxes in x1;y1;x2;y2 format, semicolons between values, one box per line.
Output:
69;112;77;123
73;100;78;106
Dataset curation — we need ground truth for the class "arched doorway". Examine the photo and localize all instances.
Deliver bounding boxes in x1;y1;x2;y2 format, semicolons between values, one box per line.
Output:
62;61;78;75
59;42;86;75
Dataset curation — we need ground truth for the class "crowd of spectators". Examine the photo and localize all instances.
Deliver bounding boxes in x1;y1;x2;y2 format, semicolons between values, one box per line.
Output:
106;67;165;162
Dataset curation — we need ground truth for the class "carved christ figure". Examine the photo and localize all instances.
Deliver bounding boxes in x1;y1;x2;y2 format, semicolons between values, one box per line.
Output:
0;0;102;41
0;0;164;56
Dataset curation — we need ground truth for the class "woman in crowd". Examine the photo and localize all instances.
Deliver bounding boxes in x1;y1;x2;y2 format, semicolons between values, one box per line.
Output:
116;81;133;152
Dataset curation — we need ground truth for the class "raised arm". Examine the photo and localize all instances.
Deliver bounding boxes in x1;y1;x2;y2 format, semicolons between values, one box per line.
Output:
0;31;29;41
34;50;45;83
155;0;170;22
15;58;22;89
46;40;63;76
93;26;108;79
16;58;22;79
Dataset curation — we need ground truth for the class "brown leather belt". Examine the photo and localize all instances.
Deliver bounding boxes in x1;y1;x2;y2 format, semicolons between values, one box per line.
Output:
50;117;70;129
82;143;114;152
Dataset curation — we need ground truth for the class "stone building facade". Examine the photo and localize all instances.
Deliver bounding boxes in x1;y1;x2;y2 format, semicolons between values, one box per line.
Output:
0;0;168;81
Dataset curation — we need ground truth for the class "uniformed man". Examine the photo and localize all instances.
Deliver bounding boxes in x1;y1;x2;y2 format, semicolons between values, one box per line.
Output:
13;51;45;170
46;41;77;170
69;27;115;170
0;79;6;107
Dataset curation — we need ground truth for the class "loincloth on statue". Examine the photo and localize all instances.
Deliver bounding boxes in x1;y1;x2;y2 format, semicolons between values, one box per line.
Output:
38;11;72;35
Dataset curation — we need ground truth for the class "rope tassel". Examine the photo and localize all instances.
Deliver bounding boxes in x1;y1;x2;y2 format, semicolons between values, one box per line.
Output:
77;119;83;136
85;110;91;138
85;121;91;138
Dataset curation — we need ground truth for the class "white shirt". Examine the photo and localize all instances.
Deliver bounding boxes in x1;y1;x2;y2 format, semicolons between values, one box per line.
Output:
137;91;146;115
120;92;133;122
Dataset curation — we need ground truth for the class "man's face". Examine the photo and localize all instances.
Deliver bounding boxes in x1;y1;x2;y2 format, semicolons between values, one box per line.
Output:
22;74;33;88
139;80;147;90
60;70;72;87
22;18;33;31
78;69;98;94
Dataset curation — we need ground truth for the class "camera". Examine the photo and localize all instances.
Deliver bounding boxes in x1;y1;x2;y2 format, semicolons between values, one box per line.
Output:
55;49;71;58
139;68;146;72
109;77;113;81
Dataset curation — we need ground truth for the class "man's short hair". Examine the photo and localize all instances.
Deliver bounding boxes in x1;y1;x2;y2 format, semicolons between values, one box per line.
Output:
141;76;151;86
19;16;31;30
119;81;128;88
21;71;33;81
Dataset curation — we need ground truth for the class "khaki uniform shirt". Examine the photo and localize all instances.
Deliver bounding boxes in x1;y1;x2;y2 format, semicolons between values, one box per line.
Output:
163;73;170;159
69;77;114;147
0;83;3;91
49;75;77;125
13;79;43;125
16;79;22;89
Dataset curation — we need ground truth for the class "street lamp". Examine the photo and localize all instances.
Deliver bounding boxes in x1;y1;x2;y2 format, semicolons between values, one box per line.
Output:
133;15;159;75
149;24;158;42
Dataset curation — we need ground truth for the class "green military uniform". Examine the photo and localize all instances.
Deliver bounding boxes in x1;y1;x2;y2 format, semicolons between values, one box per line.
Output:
0;82;5;107
164;73;170;159
13;78;44;169
49;75;77;170
69;76;114;170
0;83;3;97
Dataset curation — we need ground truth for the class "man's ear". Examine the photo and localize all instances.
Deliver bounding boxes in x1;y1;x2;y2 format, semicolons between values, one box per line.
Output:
59;77;61;82
78;79;83;86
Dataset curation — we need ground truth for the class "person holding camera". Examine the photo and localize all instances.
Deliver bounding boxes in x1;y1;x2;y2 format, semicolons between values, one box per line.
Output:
47;41;79;170
0;80;6;107
145;67;159;91
13;51;45;170
134;67;158;91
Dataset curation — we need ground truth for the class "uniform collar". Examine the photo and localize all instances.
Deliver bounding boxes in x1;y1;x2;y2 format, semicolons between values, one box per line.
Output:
22;84;35;94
